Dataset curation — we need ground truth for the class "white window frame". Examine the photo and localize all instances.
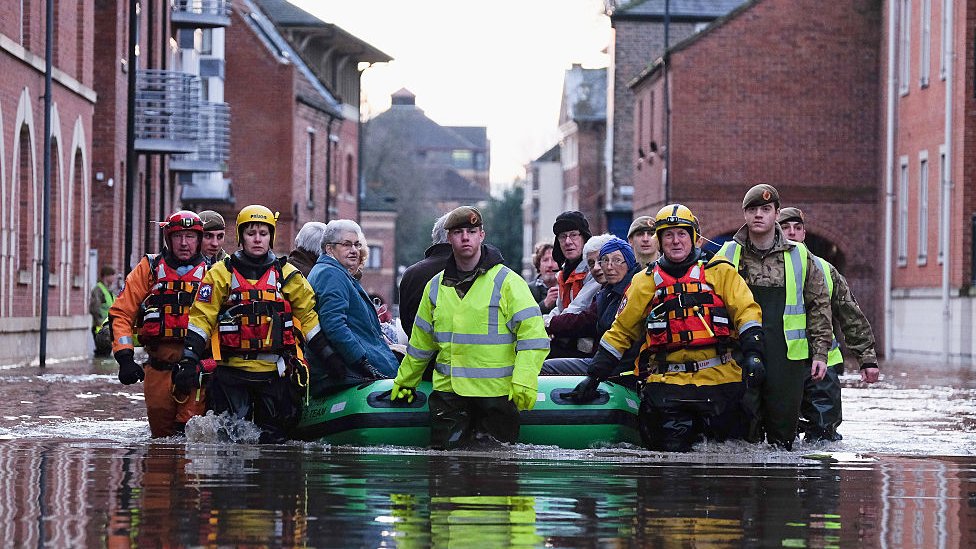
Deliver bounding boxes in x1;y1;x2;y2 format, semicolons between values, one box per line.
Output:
366;245;382;270
940;0;948;80
305;128;315;209
917;151;929;264
899;0;912;95
898;155;910;265
920;0;931;87
938;145;947;263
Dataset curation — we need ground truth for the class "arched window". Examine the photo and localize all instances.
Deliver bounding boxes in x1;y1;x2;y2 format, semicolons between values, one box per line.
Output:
16;125;35;316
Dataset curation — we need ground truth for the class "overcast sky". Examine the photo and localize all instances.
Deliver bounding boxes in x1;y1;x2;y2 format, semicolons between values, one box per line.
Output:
290;0;611;193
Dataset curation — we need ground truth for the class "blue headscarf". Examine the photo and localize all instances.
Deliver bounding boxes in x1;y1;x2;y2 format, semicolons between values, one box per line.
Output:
599;237;637;271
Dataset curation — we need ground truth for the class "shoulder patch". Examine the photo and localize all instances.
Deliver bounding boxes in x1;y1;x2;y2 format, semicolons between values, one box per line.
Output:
196;283;213;303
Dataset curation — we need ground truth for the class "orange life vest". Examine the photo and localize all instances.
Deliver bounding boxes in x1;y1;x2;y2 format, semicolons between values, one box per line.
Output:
557;266;588;309
644;262;732;352
138;255;207;344
216;260;296;354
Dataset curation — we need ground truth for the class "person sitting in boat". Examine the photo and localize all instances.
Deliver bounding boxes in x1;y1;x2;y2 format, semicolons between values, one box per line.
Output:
545;211;601;359
572;204;766;452
286;221;327;277
527;242;560;314
178;205;335;443
542;238;642;384
543;233;613;357
390;206;549;450
306;219;398;393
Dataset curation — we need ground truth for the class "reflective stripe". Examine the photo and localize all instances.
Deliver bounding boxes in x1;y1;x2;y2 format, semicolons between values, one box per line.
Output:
653;270;664;286
515;338;550;351
218;325;238;332
187;323;209;341
439;365;515;379
719;241;741;264
661;352;732;373
506;305;541;333
788;246;804;303
830;339;840;350
406;344;436;360
413;315;434;335
738;320;762;334
783;244;810;360
117;336;133;345
436;332;516;345
434;362;451;375
305;323;321;341
783;304;806;315
786;329;807;340
600;339;623;359
428;274;441;307
689;265;701;279
487;267;509;332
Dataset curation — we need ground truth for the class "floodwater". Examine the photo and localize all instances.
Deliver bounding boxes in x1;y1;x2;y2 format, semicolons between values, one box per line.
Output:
1;356;974;547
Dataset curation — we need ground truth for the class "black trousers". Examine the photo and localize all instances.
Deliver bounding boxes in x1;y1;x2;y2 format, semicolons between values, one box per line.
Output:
427;391;520;450
208;366;301;444
639;380;749;452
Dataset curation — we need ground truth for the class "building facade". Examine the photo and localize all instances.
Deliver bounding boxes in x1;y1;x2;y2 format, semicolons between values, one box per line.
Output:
521;145;562;278
0;0;95;363
559;65;607;234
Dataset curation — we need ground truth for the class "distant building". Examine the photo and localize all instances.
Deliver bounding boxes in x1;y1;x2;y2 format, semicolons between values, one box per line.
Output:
521;145;562;278
558;65;607;233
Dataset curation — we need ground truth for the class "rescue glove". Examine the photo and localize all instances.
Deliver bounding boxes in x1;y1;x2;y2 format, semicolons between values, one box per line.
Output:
564;346;616;403
173;348;204;392
114;349;144;385
390;382;416;404
565;375;601;404
742;353;766;389
308;333;344;379
354;356;387;381
509;367;539;411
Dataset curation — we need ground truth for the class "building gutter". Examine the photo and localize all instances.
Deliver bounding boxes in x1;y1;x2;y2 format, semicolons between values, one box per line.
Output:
882;0;897;359
941;0;954;362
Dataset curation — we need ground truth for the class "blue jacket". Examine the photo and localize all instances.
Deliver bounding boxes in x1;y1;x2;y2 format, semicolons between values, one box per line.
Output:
306;254;399;382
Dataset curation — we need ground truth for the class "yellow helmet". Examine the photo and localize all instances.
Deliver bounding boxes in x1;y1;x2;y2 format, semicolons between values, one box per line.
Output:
236;204;279;246
654;203;699;243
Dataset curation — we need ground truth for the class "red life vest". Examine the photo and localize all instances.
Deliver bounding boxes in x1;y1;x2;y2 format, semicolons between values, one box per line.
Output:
557;266;588;309
644;262;731;351
138;255;207;344
217;260;296;354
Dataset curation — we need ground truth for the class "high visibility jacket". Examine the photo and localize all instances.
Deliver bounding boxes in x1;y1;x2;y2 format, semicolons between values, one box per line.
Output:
717;240;811;361
599;259;762;386
811;255;843;366
187;254;321;373
398;264;549;397
92;281;114;330
137;255;207;345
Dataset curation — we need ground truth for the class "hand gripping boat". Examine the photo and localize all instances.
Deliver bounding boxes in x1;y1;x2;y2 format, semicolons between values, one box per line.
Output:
293;376;641;449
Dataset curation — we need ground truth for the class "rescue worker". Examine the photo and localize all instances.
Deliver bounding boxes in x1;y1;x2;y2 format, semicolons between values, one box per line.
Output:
180;205;335;443
627;215;661;266
390;206;549;450
90;265;117;355
398;213;451;338
573;204;765;452
109;210;209;437
717;185;833;449
199;210;228;266
547;210;599;358
778;206;880;441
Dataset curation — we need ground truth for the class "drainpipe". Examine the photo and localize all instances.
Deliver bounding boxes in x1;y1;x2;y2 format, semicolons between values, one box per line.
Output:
882;0;898;360
662;0;671;202
39;0;53;367
941;0;954;362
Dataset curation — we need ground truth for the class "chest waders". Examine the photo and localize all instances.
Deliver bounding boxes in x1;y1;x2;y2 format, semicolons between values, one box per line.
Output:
750;285;809;450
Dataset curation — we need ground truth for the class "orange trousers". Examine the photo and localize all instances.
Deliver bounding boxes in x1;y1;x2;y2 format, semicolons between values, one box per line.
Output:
144;366;206;438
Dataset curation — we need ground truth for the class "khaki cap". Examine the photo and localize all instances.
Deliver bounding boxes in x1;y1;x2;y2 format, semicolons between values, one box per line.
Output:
777;207;805;224
627;216;655;238
742;184;781;209
443;206;483;231
198;210;226;231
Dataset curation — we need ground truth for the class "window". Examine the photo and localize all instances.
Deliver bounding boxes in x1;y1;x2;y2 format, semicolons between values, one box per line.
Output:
305;129;315;209
898;156;909;265
918;153;929;264
451;149;473;169
938;145;947;263
899;0;912;95
920;0;930;86
940;0;948;79
366;245;382;270
200;29;213;55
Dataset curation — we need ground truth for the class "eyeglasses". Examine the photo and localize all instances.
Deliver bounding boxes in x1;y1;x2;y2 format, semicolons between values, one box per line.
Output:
557;231;582;242
598;257;627;267
330;240;363;249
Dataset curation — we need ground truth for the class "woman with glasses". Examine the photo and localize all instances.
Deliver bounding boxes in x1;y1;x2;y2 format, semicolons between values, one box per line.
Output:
306;219;398;393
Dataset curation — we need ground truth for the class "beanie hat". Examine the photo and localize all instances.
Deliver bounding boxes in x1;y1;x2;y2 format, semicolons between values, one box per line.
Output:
551;210;592;265
599;237;637;271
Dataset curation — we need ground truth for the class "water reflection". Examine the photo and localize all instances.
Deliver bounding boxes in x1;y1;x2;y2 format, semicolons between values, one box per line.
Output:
1;440;974;547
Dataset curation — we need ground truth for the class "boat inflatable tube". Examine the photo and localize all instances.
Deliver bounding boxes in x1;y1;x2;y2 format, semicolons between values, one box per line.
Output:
294;376;641;449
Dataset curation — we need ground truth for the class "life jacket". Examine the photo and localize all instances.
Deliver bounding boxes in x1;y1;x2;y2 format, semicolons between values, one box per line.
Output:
137;254;207;344
216;257;297;355
643;262;732;353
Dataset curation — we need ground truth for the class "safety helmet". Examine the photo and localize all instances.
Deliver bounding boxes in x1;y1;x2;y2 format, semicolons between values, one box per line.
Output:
236;204;279;247
159;210;203;254
653;204;699;244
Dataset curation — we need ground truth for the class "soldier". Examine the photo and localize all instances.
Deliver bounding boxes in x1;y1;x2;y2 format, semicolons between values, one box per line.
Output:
199;210;229;266
778;206;880;441
627;215;661;266
717;185;833;450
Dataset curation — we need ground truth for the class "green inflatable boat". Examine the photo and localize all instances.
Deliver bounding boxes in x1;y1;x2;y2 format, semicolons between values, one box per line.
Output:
294;376;641;449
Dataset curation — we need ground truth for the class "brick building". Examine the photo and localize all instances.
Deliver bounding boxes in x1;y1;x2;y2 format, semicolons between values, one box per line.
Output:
629;0;883;332
558;65;607;233
883;0;976;361
0;0;95;363
521;145;562;278
606;0;744;233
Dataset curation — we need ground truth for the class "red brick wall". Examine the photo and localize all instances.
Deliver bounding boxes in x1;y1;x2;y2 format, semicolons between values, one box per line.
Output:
574;121;607;233
631;0;882;326
359;210;396;305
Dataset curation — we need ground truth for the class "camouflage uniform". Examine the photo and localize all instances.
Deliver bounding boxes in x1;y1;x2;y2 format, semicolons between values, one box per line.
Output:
825;261;877;364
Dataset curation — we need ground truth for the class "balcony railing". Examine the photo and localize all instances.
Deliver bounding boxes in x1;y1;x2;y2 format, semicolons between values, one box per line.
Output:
170;0;232;28
134;70;200;154
170;101;230;173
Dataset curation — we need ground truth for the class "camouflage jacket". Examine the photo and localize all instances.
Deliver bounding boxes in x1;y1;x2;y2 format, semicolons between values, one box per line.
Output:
823;259;878;365
729;224;833;363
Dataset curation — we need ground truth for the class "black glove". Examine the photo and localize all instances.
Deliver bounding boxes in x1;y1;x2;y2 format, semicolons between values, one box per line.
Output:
589;347;618;380
114;349;144;385
173;348;203;392
308;333;344;379
739;325;765;358
564;376;601;403
355;357;387;380
742;352;766;389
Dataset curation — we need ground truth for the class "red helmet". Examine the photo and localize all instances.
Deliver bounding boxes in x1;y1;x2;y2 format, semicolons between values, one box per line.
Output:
161;210;204;249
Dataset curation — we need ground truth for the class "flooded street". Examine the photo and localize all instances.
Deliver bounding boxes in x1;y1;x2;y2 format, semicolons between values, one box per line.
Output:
1;357;974;547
